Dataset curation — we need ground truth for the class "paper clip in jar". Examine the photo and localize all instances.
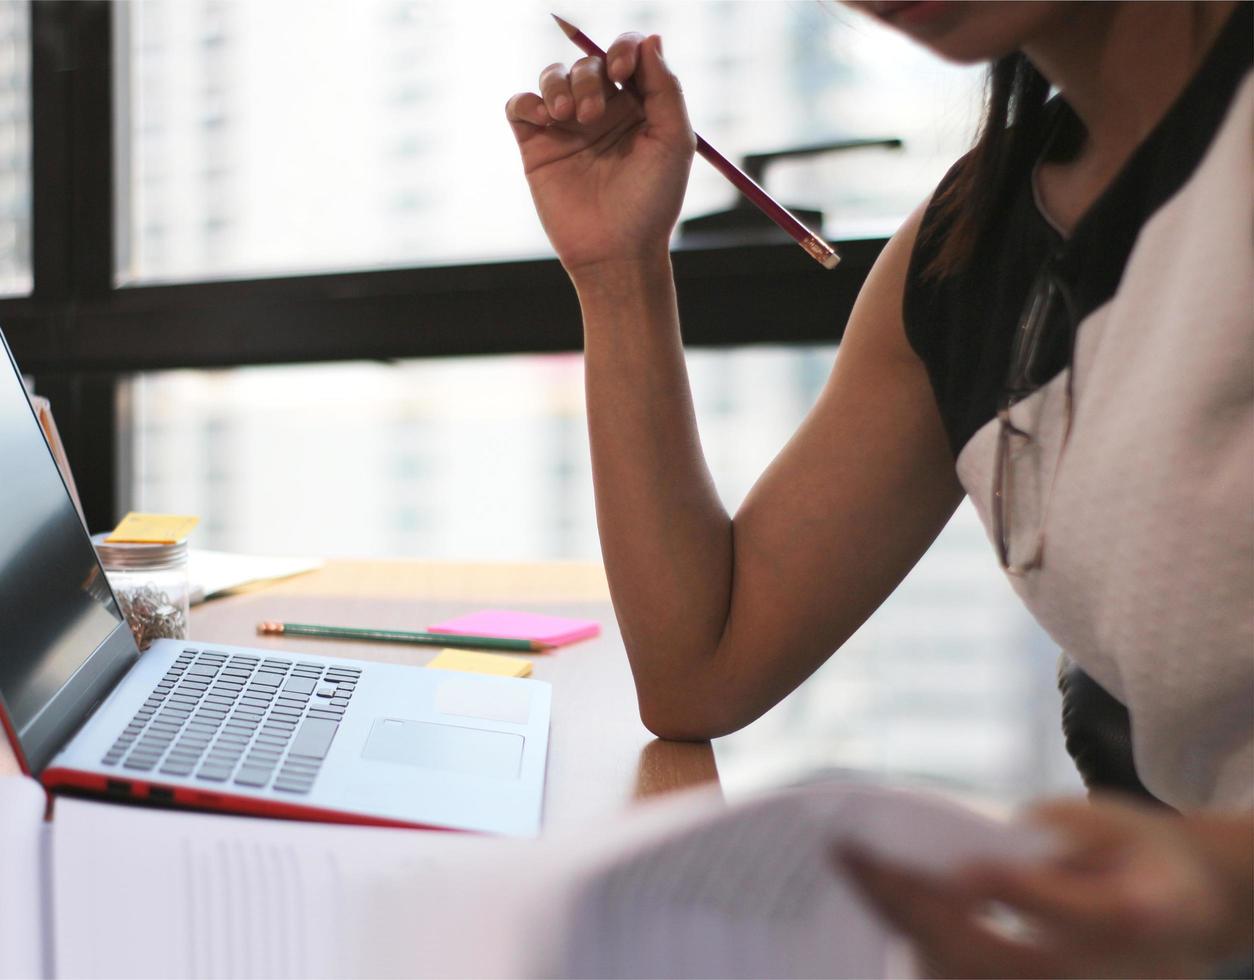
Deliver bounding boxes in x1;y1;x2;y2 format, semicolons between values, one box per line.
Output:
92;534;191;651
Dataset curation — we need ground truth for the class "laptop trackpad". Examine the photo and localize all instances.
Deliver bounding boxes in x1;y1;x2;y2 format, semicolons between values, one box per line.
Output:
362;718;523;779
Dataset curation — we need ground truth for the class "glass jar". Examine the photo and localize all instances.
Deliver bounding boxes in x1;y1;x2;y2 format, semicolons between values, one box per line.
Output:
92;534;191;651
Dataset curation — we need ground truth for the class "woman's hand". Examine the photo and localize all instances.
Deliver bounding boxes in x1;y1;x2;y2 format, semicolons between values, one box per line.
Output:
840;797;1254;978
504;33;695;277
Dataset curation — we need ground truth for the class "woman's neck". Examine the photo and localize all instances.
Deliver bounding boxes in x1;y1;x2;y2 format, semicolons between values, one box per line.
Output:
1024;1;1237;235
1025;2;1237;162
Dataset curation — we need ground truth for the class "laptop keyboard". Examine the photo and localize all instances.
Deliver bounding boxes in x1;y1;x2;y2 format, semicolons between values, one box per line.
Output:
100;649;360;795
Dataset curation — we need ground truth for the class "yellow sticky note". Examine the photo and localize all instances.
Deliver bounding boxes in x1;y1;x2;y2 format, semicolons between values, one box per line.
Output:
106;512;200;544
427;649;532;678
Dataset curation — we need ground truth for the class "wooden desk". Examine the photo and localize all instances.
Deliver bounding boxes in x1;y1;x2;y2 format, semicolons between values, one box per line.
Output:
2;560;719;832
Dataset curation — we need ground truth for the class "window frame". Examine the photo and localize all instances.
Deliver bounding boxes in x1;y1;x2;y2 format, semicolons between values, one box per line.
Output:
2;1;885;532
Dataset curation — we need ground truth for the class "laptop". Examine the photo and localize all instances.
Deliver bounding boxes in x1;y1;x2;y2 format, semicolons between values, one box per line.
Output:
0;330;551;837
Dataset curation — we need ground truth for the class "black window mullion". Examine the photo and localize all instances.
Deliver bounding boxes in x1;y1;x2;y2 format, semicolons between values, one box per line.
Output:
28;0;120;532
31;0;112;300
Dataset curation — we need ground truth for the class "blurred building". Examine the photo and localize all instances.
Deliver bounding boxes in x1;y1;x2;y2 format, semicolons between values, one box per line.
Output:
0;0;29;296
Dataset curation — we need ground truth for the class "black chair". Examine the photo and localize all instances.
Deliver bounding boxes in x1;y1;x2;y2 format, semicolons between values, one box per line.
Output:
1056;653;1169;807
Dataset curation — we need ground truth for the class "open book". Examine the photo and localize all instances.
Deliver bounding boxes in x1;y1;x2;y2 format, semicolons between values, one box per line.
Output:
0;774;1050;979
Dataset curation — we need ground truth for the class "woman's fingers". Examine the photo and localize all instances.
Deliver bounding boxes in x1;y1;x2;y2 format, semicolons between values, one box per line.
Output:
538;61;576;121
510;32;682;141
605;31;647;84
568;55;614;123
537;55;621;126
839;847;1059;978
504;91;550;140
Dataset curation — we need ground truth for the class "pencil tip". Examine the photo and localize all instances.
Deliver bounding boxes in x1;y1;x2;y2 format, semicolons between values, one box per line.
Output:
257;621;283;635
551;13;578;38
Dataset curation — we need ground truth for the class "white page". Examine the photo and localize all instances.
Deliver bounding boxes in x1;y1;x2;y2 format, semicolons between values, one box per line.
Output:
358;780;1052;979
187;550;323;604
540;782;1053;979
0;775;49;980
51;797;532;979
49;781;1054;980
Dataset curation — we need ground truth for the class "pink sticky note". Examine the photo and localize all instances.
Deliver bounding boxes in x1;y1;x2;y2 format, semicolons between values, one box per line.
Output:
428;609;600;648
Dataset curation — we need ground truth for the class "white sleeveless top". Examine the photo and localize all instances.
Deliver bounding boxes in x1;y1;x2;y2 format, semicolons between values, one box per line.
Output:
905;10;1252;809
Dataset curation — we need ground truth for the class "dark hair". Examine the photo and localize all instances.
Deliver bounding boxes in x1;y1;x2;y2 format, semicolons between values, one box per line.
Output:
924;52;1052;279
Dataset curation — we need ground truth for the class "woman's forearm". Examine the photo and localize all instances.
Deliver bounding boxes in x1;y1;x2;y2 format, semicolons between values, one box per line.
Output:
573;252;735;737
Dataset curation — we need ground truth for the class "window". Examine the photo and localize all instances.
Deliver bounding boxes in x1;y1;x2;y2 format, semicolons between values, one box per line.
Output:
117;0;981;284
0;1;29;296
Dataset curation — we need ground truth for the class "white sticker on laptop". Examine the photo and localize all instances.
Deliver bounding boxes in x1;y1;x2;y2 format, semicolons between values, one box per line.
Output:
434;676;532;725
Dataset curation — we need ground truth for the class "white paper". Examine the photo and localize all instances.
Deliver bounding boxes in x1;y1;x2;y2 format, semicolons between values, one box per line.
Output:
540;782;1053;979
188;550;323;605
51;797;529;979
47;779;1054;980
0;775;48;980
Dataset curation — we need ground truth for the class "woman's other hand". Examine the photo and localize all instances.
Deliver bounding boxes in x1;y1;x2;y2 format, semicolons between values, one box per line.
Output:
840;797;1254;978
504;33;695;277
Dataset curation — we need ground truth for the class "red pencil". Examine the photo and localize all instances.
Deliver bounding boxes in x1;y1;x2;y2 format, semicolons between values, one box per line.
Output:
551;14;840;270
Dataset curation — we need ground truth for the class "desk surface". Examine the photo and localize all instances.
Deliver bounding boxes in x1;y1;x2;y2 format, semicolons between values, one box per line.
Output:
1;560;719;832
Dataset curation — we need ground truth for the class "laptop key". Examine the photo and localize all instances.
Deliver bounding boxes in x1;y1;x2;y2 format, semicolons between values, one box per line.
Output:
234;767;272;787
288;717;339;760
216;735;250;747
283;677;317;696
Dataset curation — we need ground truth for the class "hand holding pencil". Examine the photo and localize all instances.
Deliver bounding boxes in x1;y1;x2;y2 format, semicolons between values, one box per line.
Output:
505;29;696;275
506;20;839;270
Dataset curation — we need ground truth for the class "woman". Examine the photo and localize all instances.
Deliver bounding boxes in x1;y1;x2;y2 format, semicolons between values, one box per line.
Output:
505;2;1252;975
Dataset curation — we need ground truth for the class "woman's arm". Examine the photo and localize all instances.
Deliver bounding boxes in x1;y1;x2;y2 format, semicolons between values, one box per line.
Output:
508;34;963;739
577;215;962;739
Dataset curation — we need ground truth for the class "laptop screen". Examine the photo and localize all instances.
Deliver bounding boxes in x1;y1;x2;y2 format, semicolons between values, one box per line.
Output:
0;333;136;772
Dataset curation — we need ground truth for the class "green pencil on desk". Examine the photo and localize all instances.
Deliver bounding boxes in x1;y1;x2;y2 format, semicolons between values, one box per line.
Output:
257;620;549;652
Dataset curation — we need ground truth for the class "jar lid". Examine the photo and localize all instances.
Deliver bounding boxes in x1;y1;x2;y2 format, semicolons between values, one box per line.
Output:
91;533;188;571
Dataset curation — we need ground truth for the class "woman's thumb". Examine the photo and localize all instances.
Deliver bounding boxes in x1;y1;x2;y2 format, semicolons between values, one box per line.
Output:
634;34;691;139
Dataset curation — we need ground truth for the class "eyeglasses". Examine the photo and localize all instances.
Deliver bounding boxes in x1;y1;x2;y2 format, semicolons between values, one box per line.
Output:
992;258;1079;575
